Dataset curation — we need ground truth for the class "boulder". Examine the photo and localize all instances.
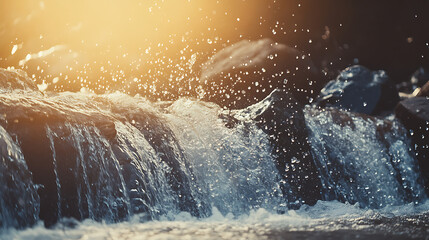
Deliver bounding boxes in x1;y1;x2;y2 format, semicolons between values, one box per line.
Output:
200;38;321;109
317;65;400;115
395;97;429;193
232;89;322;207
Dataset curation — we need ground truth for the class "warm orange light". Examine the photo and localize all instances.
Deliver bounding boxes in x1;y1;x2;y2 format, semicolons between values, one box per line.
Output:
0;0;279;99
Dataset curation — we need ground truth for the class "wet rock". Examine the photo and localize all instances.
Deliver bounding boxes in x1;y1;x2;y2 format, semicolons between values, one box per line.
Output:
0;68;40;93
6;120;61;227
4;120;131;226
0;91;210;223
395;97;429;193
317;65;400;115
95;121;117;140
117;110;210;217
233;89;322;207
0;95;130;226
200;38;321;109
0;126;40;229
121;163;151;216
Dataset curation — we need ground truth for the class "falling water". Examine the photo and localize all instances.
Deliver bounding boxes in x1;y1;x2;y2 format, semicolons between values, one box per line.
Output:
304;106;426;208
0;88;427;239
0;125;39;229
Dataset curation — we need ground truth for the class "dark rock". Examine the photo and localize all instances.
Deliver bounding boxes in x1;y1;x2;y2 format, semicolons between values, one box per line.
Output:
121;163;151;216
395;97;429;193
5;120;131;226
7;121;60;227
200;38;322;109
317;65;400;115
0;126;40;228
115;110;210;217
0;95;130;226
233;89;322;207
95;121;117;140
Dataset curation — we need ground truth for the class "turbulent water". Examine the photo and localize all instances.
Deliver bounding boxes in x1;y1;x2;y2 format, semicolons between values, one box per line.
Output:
0;73;428;239
2;201;429;240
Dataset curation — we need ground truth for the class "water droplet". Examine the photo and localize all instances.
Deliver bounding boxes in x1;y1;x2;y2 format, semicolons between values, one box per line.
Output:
11;45;18;55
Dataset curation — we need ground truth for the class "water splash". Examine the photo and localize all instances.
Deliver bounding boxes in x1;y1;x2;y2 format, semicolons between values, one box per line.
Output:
304;106;426;208
165;99;285;215
0;88;426;229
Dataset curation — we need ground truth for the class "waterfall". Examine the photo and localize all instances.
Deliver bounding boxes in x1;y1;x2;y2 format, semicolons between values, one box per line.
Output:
304;106;426;208
0;90;426;229
0;125;39;229
165;99;286;216
45;123;130;222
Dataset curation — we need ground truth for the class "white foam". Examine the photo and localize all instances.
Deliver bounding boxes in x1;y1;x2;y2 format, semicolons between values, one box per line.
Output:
3;200;429;240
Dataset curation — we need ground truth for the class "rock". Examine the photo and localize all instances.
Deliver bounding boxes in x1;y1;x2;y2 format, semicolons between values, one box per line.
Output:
0;94;129;226
416;81;429;97
200;38;321;109
232;89;322;207
395;97;429;193
7;120;61;227
0;68;40;93
116;110;210;217
95;121;117;140
317;65;400;115
0;126;40;228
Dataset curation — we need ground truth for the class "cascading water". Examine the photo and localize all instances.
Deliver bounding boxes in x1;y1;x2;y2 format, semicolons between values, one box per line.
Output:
0;89;289;227
165;99;286;216
304;106;426;208
46;123;130;223
0;82;428;239
1;0;428;238
0;87;427;225
0;126;39;229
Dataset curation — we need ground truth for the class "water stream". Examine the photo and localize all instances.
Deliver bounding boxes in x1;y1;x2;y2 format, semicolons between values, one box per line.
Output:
0;87;427;239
